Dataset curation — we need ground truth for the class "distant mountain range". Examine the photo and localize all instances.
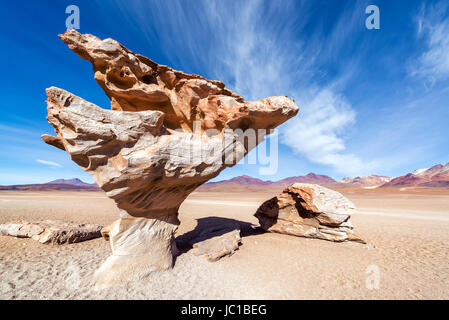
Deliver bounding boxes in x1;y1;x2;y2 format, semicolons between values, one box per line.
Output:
47;178;95;186
199;162;449;191
1;162;448;191
380;163;449;188
197;173;341;192
0;178;100;191
340;175;392;188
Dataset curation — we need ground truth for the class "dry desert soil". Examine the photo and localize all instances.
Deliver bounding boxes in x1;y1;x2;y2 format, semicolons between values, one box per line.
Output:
1;189;449;299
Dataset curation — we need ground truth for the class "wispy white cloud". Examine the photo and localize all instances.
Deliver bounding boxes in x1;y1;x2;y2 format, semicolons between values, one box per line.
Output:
36;159;62;167
109;0;371;176
202;1;368;175
411;2;449;85
281;88;376;176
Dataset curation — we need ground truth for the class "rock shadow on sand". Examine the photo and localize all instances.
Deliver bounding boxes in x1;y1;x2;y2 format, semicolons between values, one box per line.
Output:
174;216;264;258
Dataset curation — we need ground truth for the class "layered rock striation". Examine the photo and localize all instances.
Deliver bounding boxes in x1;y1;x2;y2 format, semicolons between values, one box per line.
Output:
42;30;298;288
254;183;365;243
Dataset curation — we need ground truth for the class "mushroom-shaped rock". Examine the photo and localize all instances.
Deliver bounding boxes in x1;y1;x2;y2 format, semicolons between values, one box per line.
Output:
42;30;299;289
254;183;365;243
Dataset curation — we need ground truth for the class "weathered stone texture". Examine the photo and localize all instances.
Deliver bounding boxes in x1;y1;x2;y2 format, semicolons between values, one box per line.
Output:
254;183;365;243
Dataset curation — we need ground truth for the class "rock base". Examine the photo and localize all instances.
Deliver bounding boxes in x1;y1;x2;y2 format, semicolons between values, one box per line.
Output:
93;216;178;289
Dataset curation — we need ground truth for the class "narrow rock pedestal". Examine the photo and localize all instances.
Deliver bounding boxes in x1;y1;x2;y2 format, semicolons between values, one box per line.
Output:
94;216;178;289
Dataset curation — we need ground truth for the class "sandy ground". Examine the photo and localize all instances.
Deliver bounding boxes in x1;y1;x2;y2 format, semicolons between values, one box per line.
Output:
1;190;449;299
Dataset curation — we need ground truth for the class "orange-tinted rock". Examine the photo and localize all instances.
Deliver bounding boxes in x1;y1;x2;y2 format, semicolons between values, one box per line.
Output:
42;31;299;289
255;183;365;243
59;30;297;133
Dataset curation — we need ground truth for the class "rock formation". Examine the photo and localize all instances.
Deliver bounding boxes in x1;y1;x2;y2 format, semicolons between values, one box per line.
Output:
191;226;242;262
0;220;102;244
42;30;298;288
254;183;365;243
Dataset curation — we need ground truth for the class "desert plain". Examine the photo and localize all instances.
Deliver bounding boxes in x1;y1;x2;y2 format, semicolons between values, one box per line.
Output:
1;188;449;299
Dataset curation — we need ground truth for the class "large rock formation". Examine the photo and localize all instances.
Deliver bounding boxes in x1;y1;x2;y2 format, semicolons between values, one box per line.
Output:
254;183;365;243
0;220;102;244
42;30;298;289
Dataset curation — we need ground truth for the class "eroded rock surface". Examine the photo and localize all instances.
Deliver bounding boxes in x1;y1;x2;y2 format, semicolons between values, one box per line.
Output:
191;226;242;262
254;183;365;243
0;220;102;244
42;30;299;288
56;29;296;133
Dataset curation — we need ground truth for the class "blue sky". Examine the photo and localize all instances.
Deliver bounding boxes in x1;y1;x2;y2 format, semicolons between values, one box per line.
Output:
1;0;449;184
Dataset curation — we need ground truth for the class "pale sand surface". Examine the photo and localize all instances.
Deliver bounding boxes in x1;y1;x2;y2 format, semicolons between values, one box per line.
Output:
1;190;449;299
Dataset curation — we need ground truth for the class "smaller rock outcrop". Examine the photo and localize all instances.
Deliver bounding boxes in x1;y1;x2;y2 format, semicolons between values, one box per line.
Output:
254;183;365;243
191;226;242;262
0;220;102;244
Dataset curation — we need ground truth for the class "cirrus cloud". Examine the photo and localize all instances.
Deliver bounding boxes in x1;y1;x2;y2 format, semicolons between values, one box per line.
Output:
411;2;449;85
109;0;373;176
281;88;376;176
36;159;62;167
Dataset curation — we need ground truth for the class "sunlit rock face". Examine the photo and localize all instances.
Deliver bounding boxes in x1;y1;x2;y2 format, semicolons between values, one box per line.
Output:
42;30;298;289
254;183;365;243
